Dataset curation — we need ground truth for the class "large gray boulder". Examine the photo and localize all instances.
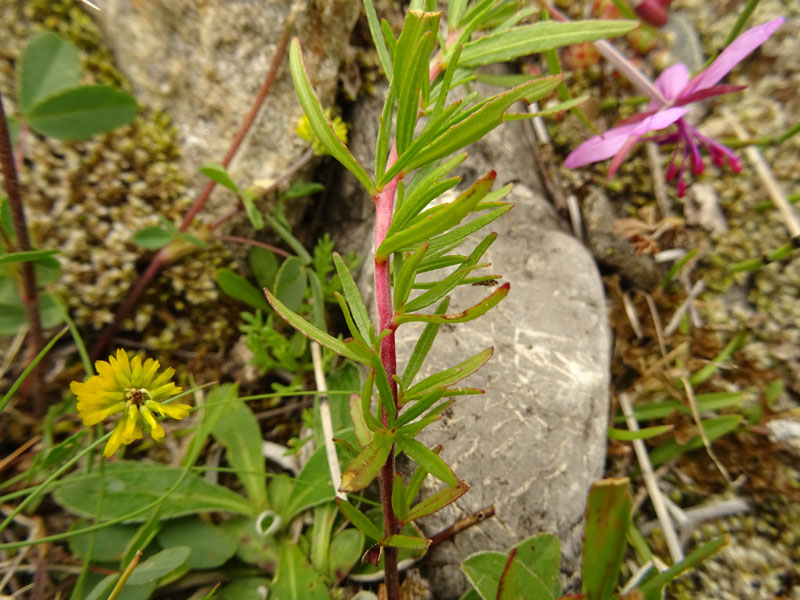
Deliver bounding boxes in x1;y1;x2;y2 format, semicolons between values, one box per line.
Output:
327;86;611;597
92;0;360;204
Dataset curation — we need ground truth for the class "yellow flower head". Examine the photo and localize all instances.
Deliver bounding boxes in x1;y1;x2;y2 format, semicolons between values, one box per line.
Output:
70;349;190;458
295;109;348;156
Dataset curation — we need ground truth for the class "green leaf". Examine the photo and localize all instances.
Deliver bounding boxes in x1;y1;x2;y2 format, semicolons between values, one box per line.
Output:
426;198;512;257
350;393;373;447
636;536;726;597
613;391;744;423
363;0;393;80
379;171;497;259
265;286;374;365
18;31;81;114
607;424;673;441
132;226;174;249
394;243;429;309
27;85;138;141
402;296;450;387
373;356;397;425
336;498;383;541
396;435;458;487
220;578;271;600
84;575;154;600
121;508;162;568
183;384;238;468
384;534;430;551
405;347;493;399
340;430;394;493
448;0;468;28
384;78;561;183
249;246;279;289
392;472;409;521
272;540;331;599
264;213;312;265
286;181;325;198
211;397;268;508
497;553;556;600
328;528;365;582
68;522;139;562
459;20;637;67
404;233;496;313
334;252;371;341
393;11;440;154
157;517;238;569
403;480;468;523
217;268;270;311
199;162;240;194
582;478;632;600
127;545;191;585
0;249;59;266
241;189;264;230
219;515;279;569
648;415;743;468
274;256;308;313
289;39;373;193
54;461;254;521
394;153;467;230
511;535;562;599
396;388;447;428
395;283;509;325
283;444;336;520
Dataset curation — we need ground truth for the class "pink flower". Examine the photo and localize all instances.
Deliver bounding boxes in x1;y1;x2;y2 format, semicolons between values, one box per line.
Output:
564;17;784;196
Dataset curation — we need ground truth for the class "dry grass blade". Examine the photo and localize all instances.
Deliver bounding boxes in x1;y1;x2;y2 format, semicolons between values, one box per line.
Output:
680;377;732;483
311;342;345;500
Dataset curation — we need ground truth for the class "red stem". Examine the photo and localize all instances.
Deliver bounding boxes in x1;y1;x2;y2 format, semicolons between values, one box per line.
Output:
0;91;45;412
373;145;401;599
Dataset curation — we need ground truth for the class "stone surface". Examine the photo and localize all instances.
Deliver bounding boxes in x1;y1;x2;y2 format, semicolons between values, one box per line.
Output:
327;84;611;597
92;0;360;210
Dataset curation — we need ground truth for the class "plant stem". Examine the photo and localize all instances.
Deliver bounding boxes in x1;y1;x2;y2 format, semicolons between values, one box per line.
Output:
91;9;296;359
0;91;45;413
373;145;401;599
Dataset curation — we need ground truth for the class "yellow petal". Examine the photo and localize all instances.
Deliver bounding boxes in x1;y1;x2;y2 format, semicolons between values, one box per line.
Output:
140;406;165;440
159;402;191;420
130;355;143;386
104;422;125;457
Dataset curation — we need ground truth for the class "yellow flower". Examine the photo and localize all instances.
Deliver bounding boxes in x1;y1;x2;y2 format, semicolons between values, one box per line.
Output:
295;110;348;156
70;349;190;457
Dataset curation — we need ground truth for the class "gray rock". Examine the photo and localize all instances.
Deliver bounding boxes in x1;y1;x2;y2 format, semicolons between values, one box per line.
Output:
92;0;360;210
328;85;611;597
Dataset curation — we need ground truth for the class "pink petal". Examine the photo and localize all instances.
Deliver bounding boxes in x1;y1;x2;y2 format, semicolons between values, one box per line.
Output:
654;63;690;102
564;107;689;168
674;84;747;106
607;134;642;180
680;18;784;98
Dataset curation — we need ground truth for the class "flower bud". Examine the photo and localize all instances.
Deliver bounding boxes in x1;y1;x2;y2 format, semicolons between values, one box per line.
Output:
634;0;668;27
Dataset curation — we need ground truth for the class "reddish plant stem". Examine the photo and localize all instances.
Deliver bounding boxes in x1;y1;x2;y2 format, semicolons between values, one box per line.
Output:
217;235;292;258
91;10;296;359
0;91;44;411
373;145;401;599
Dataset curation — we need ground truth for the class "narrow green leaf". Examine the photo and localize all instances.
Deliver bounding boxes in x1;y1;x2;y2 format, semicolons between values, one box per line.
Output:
503;95;589;119
336;498;383;541
404;233;496;313
405;347;493;399
286;181;325;198
374;84;396;182
212;398;268;508
241;190;264;230
264;214;312;265
390;177;462;237
384;534;430;551
274;256;307;313
339;430;394;493
391;473;408;521
395;153;467;228
132;226;174;249
361;370;382;431
405;445;440;506
688;331;747;386
398;398;454;438
350;393;373;447
612;391;745;423
426;197;512;257
607;425;673;441
27;85;138;141
402;297;450;387
404;480;468;523
379;171;497;259
265;286;374;365
363;0;393;80
582;478;632;600
396;388;446;428
373;357;397;425
382;19;397;62
333;252;371;341
459;20;637;67
199;162;240;194
430;42;462;121
334;291;368;346
394;243;429;309
18;31;81;114
395;283;509;325
648;415;743;468
0;249;59;265
217;268;270;311
396;435;457;487
636;536;726;596
448;0;469;29
289;39;373;194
